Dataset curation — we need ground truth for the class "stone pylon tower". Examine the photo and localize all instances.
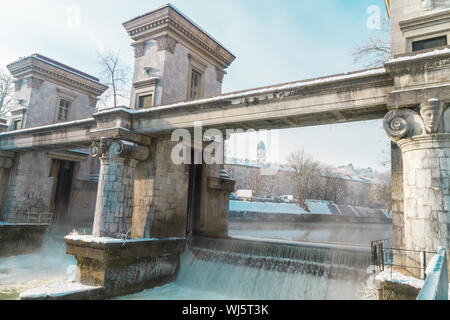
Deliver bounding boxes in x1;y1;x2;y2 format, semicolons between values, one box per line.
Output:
122;3;235;109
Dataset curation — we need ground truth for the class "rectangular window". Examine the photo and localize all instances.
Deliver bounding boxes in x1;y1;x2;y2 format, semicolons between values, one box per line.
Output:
412;36;447;52
57;99;72;121
138;94;153;109
189;70;202;99
13;119;22;130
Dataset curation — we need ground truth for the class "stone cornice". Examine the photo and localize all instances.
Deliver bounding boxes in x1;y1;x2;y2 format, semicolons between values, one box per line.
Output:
133;77;159;89
385;47;450;76
399;8;450;32
7;57;108;97
123;4;235;68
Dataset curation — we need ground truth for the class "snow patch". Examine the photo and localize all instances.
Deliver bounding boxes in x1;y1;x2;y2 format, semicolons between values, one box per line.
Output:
19;282;101;299
229;201;308;215
388;47;450;63
64;234;184;244
306;200;333;215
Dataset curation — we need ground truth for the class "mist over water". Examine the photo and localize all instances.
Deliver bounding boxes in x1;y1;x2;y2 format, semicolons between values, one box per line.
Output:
0;226;78;300
229;221;392;247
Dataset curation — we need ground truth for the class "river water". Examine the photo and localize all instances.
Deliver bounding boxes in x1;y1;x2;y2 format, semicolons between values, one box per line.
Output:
0;223;388;300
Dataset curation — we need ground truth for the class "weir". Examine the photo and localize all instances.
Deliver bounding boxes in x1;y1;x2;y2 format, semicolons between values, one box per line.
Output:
116;236;371;300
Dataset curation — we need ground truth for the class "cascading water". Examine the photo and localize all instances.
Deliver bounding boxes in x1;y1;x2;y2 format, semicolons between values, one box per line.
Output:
118;237;372;300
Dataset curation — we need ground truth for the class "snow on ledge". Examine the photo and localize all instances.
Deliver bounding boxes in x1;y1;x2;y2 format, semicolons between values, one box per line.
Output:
64;234;185;244
20;282;101;299
388;47;450;63
376;267;424;289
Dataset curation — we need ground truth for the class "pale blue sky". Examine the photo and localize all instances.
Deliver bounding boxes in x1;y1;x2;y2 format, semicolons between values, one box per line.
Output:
0;0;391;171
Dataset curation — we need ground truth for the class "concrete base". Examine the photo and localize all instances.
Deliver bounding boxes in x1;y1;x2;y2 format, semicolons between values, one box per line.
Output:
0;224;49;257
63;236;186;299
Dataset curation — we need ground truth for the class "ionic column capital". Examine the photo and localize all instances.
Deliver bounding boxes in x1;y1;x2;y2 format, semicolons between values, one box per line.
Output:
384;98;448;144
90;137;149;161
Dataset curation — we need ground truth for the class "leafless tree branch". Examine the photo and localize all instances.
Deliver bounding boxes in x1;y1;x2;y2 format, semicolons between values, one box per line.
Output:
353;18;391;68
0;69;15;118
97;50;131;109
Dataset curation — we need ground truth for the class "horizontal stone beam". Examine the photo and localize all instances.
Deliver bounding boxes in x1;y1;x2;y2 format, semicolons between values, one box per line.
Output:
132;69;394;136
0;119;95;151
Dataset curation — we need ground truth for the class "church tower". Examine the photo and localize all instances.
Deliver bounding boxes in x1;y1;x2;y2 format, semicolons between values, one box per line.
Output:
257;141;266;165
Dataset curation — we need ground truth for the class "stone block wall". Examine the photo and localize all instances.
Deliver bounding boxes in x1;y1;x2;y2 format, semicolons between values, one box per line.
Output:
130;40;165;108
66;179;98;227
3;152;56;223
0;167;12;221
130;38;223;108
24;81;93;128
148;139;190;239
131;142;157;238
162;44;222;105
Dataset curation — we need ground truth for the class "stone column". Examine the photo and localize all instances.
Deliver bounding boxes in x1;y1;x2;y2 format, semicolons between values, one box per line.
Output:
384;99;450;278
90;138;149;238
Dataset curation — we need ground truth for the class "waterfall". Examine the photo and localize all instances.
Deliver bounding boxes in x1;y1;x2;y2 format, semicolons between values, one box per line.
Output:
119;236;372;300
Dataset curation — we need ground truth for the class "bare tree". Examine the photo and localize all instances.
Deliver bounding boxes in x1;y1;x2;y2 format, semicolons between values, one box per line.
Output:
258;174;282;197
321;167;347;204
371;171;392;211
0;69;15;117
287;149;321;208
353;18;390;68
97;50;131;109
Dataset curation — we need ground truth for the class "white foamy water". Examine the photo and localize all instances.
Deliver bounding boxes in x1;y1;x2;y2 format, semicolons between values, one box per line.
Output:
118;245;369;300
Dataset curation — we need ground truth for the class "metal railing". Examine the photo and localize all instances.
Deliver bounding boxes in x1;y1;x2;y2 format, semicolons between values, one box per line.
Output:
6;212;53;225
371;240;438;281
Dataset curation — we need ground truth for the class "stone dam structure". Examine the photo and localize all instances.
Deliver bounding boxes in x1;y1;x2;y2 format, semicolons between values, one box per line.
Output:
0;1;450;299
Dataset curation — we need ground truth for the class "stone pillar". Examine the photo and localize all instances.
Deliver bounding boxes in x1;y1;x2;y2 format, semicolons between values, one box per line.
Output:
90;138;149;238
195;164;235;238
384;99;450;278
